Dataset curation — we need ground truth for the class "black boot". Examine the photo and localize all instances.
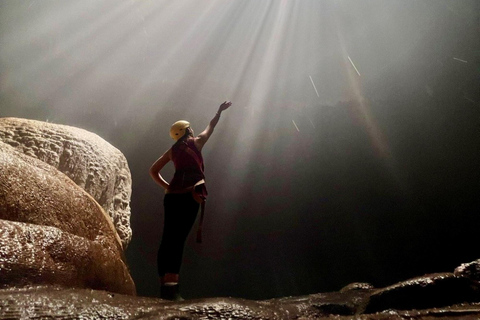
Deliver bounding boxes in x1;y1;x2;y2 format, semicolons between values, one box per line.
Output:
160;284;184;301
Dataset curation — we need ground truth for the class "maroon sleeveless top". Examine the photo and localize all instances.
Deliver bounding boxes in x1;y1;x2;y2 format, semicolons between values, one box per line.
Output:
169;137;206;194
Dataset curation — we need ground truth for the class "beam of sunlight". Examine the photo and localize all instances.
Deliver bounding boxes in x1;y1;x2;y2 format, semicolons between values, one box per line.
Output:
1;1;132;101
122;0;233;116
332;2;405;190
225;0;297;188
196;0;306;252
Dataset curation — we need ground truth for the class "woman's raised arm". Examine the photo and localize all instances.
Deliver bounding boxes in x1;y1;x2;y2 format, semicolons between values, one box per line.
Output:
195;101;232;151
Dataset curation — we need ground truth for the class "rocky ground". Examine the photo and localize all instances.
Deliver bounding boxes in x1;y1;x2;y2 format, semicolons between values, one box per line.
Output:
2;270;480;320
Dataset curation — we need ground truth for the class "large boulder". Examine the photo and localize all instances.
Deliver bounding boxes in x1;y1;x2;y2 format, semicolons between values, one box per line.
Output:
0;117;132;248
0;141;135;295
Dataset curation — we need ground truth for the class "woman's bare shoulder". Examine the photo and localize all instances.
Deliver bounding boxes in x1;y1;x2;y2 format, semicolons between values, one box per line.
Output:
193;137;204;152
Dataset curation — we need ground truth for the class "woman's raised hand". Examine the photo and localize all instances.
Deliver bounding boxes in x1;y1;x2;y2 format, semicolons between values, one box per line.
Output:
218;101;232;112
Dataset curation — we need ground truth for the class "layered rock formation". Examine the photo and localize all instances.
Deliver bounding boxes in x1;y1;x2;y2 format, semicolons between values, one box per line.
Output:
0;141;135;295
0;117;132;248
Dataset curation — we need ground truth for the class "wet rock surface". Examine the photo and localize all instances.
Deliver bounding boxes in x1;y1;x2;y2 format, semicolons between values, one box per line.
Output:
0;220;134;295
3;260;480;318
1;283;480;320
0;141;135;295
0;117;132;248
363;273;480;314
455;259;480;282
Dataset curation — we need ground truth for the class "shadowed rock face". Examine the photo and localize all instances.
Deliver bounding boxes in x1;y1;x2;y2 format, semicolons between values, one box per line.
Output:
0;141;135;295
0;117;132;248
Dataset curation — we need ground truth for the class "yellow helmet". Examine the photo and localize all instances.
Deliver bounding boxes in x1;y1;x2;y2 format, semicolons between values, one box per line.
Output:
169;120;190;141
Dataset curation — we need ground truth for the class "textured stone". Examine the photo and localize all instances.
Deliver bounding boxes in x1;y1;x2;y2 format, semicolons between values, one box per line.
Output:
0;142;135;295
0;117;132;248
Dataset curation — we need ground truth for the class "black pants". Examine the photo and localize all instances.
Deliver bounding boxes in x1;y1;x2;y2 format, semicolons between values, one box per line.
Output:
157;193;199;277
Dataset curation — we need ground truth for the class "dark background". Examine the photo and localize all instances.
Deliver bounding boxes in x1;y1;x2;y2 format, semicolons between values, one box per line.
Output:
1;0;479;299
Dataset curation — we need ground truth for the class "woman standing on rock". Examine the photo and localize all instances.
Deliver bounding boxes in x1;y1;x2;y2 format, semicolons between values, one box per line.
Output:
149;101;232;300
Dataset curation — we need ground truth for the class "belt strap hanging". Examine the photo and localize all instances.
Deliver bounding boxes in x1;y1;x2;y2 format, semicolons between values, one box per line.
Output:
196;201;206;244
